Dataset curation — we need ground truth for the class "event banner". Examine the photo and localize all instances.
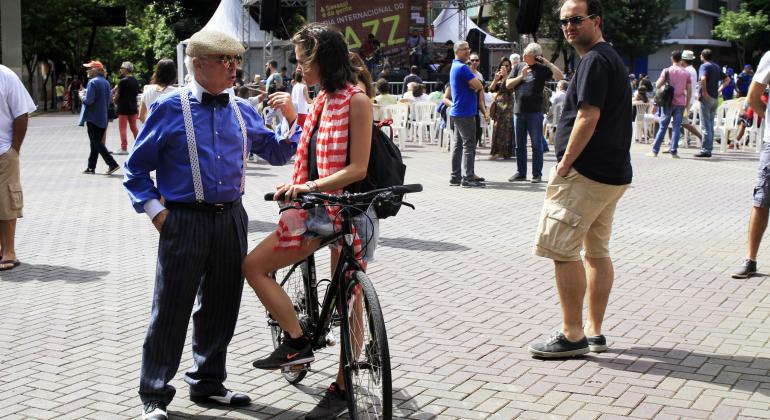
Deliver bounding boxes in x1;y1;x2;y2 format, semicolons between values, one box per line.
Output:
316;0;427;68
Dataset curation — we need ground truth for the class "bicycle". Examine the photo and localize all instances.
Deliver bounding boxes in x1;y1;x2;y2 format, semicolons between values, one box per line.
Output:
261;184;422;419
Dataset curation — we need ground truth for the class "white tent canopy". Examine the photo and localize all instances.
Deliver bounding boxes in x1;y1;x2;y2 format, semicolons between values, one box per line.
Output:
176;0;291;85
431;8;510;45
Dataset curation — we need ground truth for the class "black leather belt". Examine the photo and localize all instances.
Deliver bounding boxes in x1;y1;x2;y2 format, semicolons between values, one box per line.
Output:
166;198;241;214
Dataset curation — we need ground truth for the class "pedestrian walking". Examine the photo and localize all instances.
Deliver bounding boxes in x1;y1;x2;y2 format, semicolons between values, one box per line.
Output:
0;64;36;272
448;41;485;188
79;60;119;175
731;50;770;279
647;50;691;158
138;58;178;123
123;30;300;420
115;61;141;154
528;0;633;358
695;49;728;158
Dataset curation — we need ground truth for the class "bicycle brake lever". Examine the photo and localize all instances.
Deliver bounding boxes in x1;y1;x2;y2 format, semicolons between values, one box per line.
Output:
401;201;415;210
278;205;295;214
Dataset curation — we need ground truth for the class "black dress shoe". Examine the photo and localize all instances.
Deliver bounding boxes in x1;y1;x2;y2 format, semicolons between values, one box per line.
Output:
190;389;251;407
694;152;712;158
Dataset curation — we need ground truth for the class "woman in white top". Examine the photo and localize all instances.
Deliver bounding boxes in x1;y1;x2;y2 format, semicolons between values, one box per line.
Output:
290;70;312;127
138;58;177;123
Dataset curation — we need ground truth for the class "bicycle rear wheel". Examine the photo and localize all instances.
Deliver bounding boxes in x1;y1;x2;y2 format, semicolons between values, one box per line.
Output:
340;271;392;419
268;260;311;384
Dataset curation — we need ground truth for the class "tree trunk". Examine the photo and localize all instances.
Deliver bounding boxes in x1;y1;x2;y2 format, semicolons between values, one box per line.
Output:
508;0;519;52
85;25;98;63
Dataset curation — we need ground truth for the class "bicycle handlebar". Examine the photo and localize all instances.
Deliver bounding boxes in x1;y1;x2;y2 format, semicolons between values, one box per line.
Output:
264;184;423;205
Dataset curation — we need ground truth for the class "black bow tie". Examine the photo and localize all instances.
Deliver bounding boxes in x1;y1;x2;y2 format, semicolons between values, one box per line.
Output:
201;92;230;107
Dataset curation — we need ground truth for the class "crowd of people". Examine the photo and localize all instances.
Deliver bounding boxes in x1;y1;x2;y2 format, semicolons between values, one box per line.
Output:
2;0;770;418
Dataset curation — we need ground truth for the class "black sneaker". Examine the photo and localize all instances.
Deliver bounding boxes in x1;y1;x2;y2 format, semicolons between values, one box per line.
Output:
587;335;607;353
305;382;348;420
461;178;485;188
530;176;542;184
528;331;590;358
142;401;167;420
252;334;314;370
472;174;486;182
106;164;120;175
449;177;461;186
508;173;526;182
694;152;712;158
82;168;95;174
731;259;757;279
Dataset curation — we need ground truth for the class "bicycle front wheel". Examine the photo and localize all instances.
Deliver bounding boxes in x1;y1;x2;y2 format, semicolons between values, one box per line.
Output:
340;271;392;419
269;260;311;384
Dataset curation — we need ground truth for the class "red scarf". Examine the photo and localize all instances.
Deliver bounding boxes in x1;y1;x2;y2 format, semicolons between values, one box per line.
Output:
275;84;364;257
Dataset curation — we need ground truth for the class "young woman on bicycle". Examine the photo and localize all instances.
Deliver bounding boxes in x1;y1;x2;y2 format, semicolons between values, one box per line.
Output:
243;23;374;417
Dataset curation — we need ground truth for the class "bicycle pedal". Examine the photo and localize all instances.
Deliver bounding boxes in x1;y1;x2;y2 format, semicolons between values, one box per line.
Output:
282;363;309;373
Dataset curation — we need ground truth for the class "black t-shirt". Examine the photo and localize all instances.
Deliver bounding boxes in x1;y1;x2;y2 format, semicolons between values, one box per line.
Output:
509;62;552;113
117;76;141;115
554;42;632;185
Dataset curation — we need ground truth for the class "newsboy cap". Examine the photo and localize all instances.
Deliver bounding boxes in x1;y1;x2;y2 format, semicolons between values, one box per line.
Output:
186;30;245;57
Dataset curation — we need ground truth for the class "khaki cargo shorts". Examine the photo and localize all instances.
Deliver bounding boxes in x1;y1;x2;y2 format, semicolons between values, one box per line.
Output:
534;166;627;261
0;148;23;220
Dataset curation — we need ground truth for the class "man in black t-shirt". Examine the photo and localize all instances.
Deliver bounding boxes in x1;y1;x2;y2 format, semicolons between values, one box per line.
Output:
115;61;141;154
528;0;632;359
506;42;564;183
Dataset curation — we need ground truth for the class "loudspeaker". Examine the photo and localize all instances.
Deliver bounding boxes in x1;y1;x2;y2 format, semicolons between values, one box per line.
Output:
260;0;281;32
516;0;543;35
466;29;490;80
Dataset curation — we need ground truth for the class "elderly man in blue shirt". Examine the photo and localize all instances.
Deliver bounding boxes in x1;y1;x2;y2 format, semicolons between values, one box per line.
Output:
80;60;120;175
124;30;300;420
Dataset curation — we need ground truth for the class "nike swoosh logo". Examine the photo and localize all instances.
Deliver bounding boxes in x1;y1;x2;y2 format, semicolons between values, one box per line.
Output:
287;352;299;359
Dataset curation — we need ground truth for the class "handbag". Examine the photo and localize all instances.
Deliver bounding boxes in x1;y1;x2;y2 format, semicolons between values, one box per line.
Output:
108;103;118;120
654;69;674;107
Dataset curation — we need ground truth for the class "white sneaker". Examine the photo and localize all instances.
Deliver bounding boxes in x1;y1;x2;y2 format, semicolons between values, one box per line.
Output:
142;401;167;420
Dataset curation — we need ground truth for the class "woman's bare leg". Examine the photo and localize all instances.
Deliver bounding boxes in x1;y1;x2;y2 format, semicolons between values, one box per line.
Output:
243;232;321;338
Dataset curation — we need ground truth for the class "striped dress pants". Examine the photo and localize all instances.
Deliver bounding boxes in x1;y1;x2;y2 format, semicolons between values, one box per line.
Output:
138;203;249;405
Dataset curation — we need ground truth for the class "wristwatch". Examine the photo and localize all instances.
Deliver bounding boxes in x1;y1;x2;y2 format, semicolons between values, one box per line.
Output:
305;180;318;192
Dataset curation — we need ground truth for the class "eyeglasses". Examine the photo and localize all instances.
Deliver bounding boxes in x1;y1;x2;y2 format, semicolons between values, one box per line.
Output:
205;55;242;70
559;14;596;27
470;59;480;62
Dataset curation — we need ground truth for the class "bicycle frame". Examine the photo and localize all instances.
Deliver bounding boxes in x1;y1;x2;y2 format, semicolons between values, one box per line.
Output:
275;205;366;352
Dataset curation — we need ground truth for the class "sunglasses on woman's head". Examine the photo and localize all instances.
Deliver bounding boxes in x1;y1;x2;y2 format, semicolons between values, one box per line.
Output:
559;14;596;27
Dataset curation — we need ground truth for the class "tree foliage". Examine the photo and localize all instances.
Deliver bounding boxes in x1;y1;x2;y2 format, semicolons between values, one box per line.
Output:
601;0;682;65
712;3;770;65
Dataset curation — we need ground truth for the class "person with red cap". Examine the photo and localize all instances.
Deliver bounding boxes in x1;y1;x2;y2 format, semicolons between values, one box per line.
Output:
79;60;119;175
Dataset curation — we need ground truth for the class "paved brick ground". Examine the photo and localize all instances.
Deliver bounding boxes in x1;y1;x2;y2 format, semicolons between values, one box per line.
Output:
1;112;769;419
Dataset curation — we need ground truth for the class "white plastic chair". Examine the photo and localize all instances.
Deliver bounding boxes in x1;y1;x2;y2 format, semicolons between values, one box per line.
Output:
717;99;744;152
546;102;563;145
632;102;653;143
409;101;435;145
684;102;701;149
382;103;409;149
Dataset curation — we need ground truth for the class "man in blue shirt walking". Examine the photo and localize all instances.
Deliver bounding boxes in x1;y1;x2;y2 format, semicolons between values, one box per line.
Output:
124;30;301;420
80;60;119;174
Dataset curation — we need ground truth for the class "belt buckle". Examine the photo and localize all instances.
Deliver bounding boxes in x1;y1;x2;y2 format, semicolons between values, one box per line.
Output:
213;203;225;214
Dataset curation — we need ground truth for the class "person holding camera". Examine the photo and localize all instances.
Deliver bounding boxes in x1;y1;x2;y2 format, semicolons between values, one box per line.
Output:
507;42;564;183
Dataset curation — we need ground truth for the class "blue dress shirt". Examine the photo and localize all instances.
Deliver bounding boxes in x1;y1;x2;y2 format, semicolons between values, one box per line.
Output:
80;75;111;128
123;80;300;219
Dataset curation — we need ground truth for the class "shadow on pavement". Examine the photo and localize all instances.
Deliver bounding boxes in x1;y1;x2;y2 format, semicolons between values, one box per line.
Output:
169;407;306;419
594;346;770;397
0;263;109;282
248;220;277;233
379;237;469;252
394;387;436;419
482;181;546;191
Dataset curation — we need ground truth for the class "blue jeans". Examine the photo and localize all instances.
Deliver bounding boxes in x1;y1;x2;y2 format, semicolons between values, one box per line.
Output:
514;112;544;177
652;105;684;154
699;97;718;154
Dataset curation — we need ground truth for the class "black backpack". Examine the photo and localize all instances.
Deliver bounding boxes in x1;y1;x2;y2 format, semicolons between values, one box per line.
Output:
346;122;407;218
654;69;674;107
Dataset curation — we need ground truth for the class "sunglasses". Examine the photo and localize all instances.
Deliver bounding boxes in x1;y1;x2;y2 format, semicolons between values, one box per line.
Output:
559;14;596;27
206;55;242;70
470;59;480;62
